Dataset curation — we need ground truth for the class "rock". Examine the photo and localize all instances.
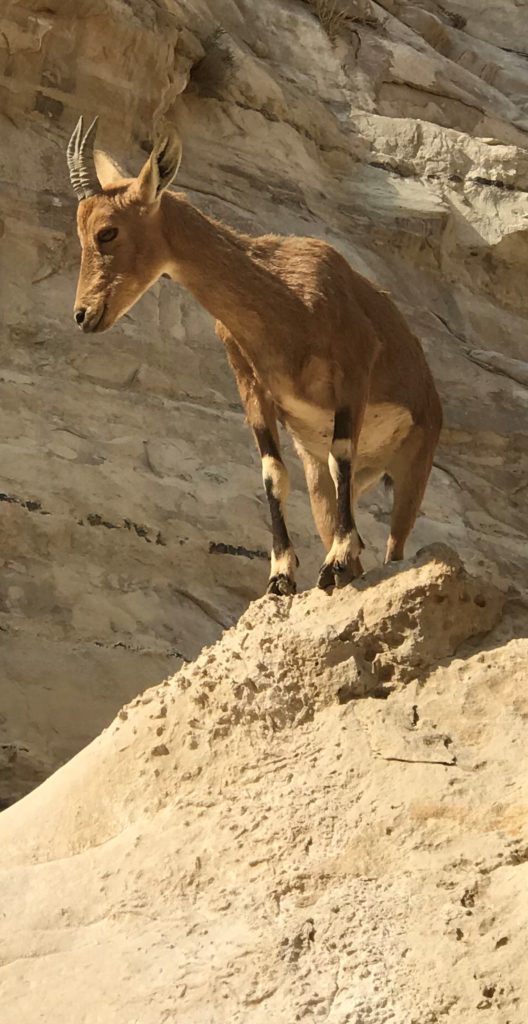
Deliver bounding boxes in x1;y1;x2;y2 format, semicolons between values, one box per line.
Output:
0;0;527;870
0;546;526;1022
2;2;528;1015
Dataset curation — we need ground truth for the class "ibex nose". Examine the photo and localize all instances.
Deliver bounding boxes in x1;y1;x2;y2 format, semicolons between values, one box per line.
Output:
74;307;87;326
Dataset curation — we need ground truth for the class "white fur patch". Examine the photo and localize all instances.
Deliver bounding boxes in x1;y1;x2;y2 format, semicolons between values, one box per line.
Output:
328;452;340;490
271;547;297;579
324;530;362;566
262;455;289;502
331;438;352;460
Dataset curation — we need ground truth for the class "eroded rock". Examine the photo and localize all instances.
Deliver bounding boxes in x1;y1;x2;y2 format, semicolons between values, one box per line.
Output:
0;546;526;1022
1;0;528;799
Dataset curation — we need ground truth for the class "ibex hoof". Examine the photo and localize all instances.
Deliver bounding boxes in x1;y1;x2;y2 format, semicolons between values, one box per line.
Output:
317;559;357;591
267;574;297;597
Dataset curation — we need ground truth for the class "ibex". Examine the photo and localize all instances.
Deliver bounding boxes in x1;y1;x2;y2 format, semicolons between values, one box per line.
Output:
67;117;442;595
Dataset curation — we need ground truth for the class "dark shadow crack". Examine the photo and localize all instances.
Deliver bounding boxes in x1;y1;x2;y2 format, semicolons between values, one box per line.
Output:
375;753;457;766
209;541;268;561
170;586;232;630
0;492;47;513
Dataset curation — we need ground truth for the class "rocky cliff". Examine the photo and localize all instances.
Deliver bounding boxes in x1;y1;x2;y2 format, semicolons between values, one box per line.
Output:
0;2;528;1017
1;0;528;799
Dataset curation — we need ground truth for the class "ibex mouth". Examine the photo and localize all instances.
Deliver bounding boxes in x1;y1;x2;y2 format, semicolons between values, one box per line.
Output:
83;304;107;333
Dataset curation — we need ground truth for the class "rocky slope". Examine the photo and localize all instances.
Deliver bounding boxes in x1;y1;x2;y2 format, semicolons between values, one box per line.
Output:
2;0;528;1003
1;545;527;1022
1;0;528;798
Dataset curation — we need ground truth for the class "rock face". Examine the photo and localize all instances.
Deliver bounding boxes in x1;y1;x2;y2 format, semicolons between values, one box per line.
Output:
1;545;527;1022
3;4;528;1017
1;1;528;796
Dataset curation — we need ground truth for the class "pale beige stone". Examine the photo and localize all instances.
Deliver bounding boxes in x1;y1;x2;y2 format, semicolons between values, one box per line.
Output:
0;546;526;1022
1;2;528;1016
2;0;527;798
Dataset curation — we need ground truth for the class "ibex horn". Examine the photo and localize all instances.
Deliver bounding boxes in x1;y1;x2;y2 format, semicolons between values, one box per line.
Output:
66;116;102;201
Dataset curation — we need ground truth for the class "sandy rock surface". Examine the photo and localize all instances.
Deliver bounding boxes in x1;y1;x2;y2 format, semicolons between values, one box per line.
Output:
1;0;527;798
1;4;528;1019
1;545;527;1023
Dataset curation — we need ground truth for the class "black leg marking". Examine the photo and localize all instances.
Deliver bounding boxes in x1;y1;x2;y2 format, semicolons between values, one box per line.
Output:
264;485;297;595
254;425;297;596
254;426;280;461
317;406;364;591
333;406;351;441
332;408;363;546
264;479;291;556
335;457;353;539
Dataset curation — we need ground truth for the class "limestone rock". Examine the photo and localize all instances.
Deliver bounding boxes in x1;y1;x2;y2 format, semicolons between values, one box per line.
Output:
1;3;527;1016
1;0;527;842
0;546;526;1022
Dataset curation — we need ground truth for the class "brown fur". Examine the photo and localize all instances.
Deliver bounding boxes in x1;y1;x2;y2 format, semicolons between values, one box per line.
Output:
72;136;442;592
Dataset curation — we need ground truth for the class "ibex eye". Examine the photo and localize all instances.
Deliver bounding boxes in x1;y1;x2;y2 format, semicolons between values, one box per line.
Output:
97;227;118;244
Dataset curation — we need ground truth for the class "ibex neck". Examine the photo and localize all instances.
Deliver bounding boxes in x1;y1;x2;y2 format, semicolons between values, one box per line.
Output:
162;192;268;341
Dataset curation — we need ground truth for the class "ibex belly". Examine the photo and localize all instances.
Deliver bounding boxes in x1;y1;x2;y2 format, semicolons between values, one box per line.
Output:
357;403;414;465
279;395;414;467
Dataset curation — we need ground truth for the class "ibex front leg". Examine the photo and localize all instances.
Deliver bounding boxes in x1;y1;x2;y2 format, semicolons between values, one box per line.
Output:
317;405;364;590
254;423;298;596
224;334;297;596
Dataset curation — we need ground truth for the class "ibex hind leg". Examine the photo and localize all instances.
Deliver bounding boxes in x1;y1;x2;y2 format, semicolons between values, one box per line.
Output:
384;427;435;563
294;443;336;552
296;441;364;589
317;402;366;590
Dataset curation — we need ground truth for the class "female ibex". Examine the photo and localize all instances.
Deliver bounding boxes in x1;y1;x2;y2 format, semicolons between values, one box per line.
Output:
67;117;442;595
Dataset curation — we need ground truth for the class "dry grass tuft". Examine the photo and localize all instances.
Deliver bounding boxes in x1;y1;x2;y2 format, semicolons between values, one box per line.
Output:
311;0;350;40
302;0;379;41
187;30;236;98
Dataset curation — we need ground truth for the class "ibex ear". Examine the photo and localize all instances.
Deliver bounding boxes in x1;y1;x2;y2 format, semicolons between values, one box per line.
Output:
134;130;183;205
94;150;128;188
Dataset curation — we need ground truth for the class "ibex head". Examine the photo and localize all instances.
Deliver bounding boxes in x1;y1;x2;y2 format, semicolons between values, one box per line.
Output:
67;117;182;332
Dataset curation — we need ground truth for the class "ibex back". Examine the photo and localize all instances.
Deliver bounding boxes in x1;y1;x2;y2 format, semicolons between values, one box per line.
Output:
67;117;442;594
